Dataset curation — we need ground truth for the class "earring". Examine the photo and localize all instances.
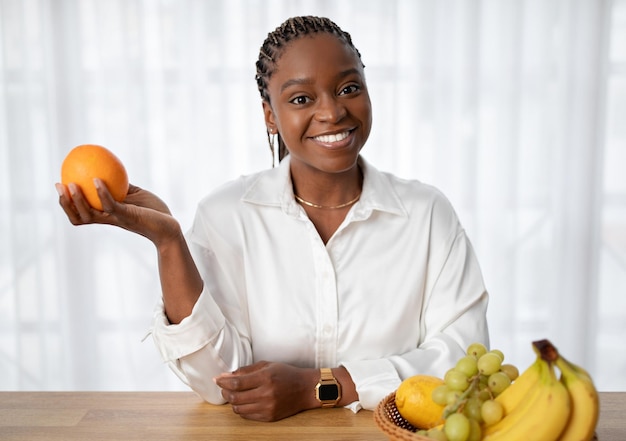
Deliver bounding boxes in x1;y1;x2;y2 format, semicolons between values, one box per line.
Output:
267;128;277;167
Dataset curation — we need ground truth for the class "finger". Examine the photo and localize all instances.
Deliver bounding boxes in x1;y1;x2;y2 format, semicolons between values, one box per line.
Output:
230;403;270;421
124;184;172;215
233;361;269;375
56;183;84;225
55;183;66;199
68;182;97;222
94;178;118;213
220;384;261;406
214;361;272;392
214;372;256;392
127;183;142;195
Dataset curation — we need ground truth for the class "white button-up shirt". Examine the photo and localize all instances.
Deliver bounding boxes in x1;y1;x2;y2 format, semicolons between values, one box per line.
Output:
151;155;489;411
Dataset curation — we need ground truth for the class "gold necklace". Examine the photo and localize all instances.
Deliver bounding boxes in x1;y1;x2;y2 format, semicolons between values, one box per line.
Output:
294;192;361;209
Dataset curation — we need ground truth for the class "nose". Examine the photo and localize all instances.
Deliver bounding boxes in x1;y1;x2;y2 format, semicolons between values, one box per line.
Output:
315;95;346;123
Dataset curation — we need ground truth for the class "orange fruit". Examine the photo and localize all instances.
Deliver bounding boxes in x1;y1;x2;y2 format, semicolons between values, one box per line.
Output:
61;144;129;210
395;375;446;429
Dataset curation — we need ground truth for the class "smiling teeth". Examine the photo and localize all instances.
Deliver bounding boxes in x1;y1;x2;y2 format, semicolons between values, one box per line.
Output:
315;131;349;143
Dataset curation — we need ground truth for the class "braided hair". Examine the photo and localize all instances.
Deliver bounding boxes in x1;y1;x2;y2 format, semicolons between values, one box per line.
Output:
255;16;365;164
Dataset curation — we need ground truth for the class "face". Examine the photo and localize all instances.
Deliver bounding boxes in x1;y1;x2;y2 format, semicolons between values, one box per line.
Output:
263;33;372;176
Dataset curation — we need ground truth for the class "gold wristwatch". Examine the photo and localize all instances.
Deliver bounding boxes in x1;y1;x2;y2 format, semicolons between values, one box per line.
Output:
315;368;342;408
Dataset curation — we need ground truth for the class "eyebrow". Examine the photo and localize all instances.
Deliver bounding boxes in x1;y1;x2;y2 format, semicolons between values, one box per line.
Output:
279;68;362;93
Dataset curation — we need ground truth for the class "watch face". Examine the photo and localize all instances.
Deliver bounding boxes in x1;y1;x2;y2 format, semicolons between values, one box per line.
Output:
319;383;340;401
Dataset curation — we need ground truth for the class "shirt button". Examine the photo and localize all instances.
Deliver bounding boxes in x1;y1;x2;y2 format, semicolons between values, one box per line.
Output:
323;325;333;335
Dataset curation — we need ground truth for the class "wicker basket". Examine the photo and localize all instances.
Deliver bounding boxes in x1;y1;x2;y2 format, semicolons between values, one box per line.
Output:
374;391;600;441
373;392;433;441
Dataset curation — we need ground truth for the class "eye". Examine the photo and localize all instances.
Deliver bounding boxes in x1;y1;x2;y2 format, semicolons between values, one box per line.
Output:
289;95;311;105
339;84;361;96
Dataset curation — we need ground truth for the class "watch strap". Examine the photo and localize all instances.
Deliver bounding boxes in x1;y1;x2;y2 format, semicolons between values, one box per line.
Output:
320;368;334;382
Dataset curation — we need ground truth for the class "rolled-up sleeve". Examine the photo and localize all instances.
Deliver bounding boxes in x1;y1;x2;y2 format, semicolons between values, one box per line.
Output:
150;209;254;404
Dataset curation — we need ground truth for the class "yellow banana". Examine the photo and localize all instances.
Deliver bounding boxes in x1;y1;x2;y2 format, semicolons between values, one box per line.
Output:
556;355;600;441
482;355;571;441
493;355;542;414
482;368;544;438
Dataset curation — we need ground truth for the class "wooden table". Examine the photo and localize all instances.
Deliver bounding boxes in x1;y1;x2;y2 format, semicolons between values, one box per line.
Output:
0;391;624;440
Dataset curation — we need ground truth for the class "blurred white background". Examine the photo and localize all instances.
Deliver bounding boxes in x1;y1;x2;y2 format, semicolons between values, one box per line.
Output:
1;0;625;393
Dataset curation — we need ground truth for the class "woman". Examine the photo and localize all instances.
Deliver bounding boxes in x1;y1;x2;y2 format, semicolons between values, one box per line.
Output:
56;16;489;422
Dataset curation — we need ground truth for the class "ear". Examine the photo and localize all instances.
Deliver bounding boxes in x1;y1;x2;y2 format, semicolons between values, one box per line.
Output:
262;101;277;134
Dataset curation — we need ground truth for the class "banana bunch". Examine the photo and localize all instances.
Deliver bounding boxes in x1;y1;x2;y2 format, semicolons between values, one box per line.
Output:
482;339;599;441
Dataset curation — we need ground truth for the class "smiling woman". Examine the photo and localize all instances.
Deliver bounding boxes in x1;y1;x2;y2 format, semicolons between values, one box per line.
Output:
1;0;625;414
54;15;490;422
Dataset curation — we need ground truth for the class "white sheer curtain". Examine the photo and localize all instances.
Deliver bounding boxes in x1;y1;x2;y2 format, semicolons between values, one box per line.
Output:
1;0;624;392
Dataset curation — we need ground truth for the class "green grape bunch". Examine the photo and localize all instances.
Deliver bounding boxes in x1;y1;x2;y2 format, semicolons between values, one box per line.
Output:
418;343;520;441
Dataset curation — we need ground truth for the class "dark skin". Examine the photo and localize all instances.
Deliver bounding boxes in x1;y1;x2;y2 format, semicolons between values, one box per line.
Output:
56;32;370;422
56;180;203;325
263;33;372;243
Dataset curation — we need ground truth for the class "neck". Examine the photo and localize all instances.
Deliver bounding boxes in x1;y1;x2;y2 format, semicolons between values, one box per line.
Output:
290;163;363;210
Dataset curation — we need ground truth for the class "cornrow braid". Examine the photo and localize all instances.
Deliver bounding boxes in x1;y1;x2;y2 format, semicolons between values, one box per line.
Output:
255;16;365;163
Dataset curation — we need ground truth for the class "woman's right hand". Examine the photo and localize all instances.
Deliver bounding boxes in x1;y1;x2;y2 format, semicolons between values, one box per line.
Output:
55;179;181;247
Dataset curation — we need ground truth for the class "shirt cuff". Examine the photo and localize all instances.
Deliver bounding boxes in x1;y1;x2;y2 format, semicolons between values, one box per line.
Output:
344;401;363;413
151;286;226;362
340;358;402;411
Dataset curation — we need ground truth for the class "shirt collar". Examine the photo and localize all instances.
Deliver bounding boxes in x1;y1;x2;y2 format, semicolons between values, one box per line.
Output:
241;155;407;219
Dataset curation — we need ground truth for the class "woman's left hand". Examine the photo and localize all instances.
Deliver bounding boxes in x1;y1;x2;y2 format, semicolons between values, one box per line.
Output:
214;361;319;421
